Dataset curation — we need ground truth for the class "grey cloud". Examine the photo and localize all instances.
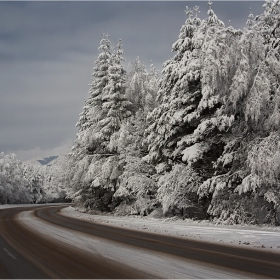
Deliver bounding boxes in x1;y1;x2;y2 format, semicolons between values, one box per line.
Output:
0;1;266;160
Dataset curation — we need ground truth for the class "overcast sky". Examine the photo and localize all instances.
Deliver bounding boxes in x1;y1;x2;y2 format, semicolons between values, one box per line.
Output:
0;1;265;161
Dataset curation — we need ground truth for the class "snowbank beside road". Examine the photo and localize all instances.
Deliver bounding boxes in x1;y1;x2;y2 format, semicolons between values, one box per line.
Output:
61;206;280;252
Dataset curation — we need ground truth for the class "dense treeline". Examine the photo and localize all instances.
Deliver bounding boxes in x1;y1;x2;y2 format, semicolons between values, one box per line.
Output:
66;0;280;225
2;1;280;225
0;152;68;204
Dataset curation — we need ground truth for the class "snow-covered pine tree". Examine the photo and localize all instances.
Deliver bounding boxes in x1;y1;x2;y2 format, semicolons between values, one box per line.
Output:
144;3;234;218
144;6;203;171
69;36;132;212
145;3;229;175
101;57;160;216
74;34;113;157
67;35;113;209
100;38;132;152
256;0;280;55
105;58;159;215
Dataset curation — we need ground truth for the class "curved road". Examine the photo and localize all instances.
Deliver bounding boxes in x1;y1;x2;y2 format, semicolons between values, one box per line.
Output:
0;204;280;278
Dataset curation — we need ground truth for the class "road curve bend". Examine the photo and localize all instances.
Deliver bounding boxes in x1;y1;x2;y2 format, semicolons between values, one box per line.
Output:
1;204;280;278
0;205;154;279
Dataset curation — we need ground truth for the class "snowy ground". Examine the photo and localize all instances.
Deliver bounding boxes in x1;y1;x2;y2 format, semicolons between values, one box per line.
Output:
2;203;280;251
2;203;280;278
18;207;256;279
61;206;280;252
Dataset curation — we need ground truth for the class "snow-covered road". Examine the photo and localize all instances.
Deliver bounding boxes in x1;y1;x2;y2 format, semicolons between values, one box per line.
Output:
19;207;252;279
61;206;280;252
1;203;280;278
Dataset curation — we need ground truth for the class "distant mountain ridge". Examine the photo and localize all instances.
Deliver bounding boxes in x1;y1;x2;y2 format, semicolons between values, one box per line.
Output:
37;155;59;166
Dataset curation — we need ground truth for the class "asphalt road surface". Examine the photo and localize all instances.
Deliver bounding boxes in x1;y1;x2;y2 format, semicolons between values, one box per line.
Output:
1;204;280;278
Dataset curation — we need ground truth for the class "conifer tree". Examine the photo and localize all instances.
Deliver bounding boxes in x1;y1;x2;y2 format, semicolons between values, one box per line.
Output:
144;3;242;218
70;35;132;211
101;38;131;149
145;6;203;169
106;58;159;215
74;34;112;158
145;3;228;176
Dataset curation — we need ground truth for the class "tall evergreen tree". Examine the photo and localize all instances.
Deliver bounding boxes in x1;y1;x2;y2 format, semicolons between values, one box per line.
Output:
69;35;132;211
101;38;132;150
144;3;241;218
145;6;203;169
75;34;112;157
145;3;228;176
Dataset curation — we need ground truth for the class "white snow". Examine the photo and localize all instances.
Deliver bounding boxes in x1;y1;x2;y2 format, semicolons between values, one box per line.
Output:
181;143;208;163
2;204;280;278
18;206;255;279
2;203;280;252
61;206;280;252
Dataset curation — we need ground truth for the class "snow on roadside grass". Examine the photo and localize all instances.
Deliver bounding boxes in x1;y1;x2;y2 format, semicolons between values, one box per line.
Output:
61;206;280;251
